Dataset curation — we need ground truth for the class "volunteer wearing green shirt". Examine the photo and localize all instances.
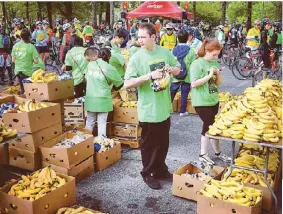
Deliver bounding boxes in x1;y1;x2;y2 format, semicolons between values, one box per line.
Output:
11;29;39;94
64;35;88;98
84;47;123;137
170;30;196;117
190;39;230;165
32;57;45;71
124;23;180;190
110;29;127;54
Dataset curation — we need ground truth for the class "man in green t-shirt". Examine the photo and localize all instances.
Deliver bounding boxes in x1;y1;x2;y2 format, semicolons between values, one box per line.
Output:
171;30;196;117
124;23;180;190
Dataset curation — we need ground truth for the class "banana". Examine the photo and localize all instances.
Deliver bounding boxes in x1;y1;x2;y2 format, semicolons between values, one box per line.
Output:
242;97;255;110
204;184;222;199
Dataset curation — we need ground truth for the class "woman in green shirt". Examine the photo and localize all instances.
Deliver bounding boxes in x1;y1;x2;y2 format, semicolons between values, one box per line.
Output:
190;39;231;165
11;29;39;94
84;47;123;137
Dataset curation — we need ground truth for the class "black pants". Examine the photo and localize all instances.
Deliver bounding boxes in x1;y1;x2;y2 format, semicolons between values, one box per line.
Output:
139;117;171;176
262;46;271;69
74;81;86;98
195;103;219;136
17;72;29;94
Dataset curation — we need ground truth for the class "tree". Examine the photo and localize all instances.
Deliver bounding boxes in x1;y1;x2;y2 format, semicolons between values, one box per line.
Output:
37;2;42;20
26;2;29;22
247;2;252;30
193;1;196;21
2;2;6;25
46;2;52;27
221;2;227;24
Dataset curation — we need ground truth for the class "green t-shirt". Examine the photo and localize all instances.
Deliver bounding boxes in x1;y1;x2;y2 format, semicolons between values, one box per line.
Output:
11;40;39;77
125;45;179;123
111;40;120;53
65;46;88;86
129;46;140;58
33;57;45;71
0;35;3;48
172;48;196;83
109;50;125;79
190;57;220;107
85;58;123;112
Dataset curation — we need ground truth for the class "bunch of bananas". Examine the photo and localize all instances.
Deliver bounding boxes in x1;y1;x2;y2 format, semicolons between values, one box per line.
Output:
8;167;66;201
199;179;262;207
208;79;282;143
121;101;137;108
57;206;105;214
4;85;21;94
32;69;59;83
151;72;171;92
17;100;48;112
120;49;130;62
174;91;181;100
94;136;115;152
219;92;232;103
0;121;18;142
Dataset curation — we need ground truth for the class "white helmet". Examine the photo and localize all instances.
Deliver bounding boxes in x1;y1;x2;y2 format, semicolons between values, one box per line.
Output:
63;23;72;31
36;21;42;26
217;25;224;30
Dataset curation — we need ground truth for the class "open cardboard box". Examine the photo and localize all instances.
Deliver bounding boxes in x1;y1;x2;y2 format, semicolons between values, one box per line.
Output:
95;141;121;171
173;163;225;202
172;98;179;112
197;192;262;214
64;100;85;126
1;96;61;133
24;79;74;101
9;123;63;153
42;155;94;183
111;122;141;140
113;101;138;124
40;133;94;169
0;173;76;214
0;143;9;165
8;147;41;171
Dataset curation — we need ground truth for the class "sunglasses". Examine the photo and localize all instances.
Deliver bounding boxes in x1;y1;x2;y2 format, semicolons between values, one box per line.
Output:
167;28;173;31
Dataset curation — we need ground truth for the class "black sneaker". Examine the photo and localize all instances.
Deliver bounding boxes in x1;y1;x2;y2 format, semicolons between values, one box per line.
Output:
142;174;161;190
154;171;173;182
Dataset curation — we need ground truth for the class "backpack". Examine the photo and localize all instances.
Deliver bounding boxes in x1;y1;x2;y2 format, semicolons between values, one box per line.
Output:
3;35;10;48
174;52;189;80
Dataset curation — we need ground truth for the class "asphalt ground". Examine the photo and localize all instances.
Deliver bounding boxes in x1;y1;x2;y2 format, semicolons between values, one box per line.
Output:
0;63;281;214
75;66;282;214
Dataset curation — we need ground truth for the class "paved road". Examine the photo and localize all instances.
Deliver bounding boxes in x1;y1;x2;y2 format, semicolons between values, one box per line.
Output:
76;66;281;214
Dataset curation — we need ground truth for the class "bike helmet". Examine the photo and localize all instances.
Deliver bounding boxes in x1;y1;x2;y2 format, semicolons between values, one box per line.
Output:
217;25;224;30
56;18;62;24
19;18;24;23
36;21;42;25
73;18;80;23
273;21;281;31
261;18;272;28
63;23;72;31
186;27;194;35
85;21;89;25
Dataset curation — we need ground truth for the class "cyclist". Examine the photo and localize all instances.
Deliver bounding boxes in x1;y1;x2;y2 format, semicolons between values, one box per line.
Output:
82;21;94;46
32;21;49;64
0;31;13;85
60;23;73;62
269;22;281;71
43;21;53;46
260;18;272;70
160;23;177;51
187;27;203;56
223;22;230;43
73;18;82;31
215;25;225;61
54;18;63;41
12;21;21;43
246;20;261;50
228;22;240;47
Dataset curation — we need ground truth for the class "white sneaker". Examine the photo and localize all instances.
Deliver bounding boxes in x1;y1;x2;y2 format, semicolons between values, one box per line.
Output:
180;112;189;117
199;154;215;165
216;152;231;163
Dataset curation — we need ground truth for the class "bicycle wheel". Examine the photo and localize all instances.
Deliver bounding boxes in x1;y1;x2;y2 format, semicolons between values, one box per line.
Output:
231;60;249;80
236;57;254;78
252;68;265;87
221;47;231;66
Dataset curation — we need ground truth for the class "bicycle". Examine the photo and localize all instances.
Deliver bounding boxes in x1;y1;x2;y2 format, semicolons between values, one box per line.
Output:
222;42;240;69
46;39;62;74
231;47;262;80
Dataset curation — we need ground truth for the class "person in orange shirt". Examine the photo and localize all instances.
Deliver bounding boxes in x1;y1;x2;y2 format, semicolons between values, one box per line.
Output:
155;19;162;43
43;21;53;46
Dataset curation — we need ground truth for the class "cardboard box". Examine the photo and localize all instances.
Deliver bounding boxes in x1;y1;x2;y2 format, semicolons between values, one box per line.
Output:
186;100;197;114
0;173;76;214
113;102;138;124
2;98;61;133
71;205;107;214
173;163;225;202
8;147;41;171
24;79;74;101
95;142;121;171
197;193;262;214
42;156;94;183
64;101;85;125
9;123;63;152
40;133;94;169
0;143;9;165
118;88;137;102
111;122;141;140
172;99;179;112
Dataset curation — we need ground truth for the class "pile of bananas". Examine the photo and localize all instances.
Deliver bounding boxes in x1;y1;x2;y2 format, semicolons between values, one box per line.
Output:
199;179;262;207
8;167;66;201
0;121;18;142
208;79;282;143
219;92;232;103
174;91;192;100
4;85;21;94
121;101;137;108
120;49;130;62
17;100;48;112
32;69;59;83
57;206;105;214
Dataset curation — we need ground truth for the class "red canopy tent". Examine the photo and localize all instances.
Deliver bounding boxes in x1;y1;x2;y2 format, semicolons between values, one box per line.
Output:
126;1;193;20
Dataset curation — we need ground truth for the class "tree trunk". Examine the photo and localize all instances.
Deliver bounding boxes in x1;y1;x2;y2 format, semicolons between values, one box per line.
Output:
65;2;72;21
109;2;114;27
92;2;97;26
2;2;6;25
280;2;282;21
46;2;52;28
247;2;252;30
106;2;110;25
37;2;42;20
26;2;29;22
193;1;196;21
221;2;226;24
